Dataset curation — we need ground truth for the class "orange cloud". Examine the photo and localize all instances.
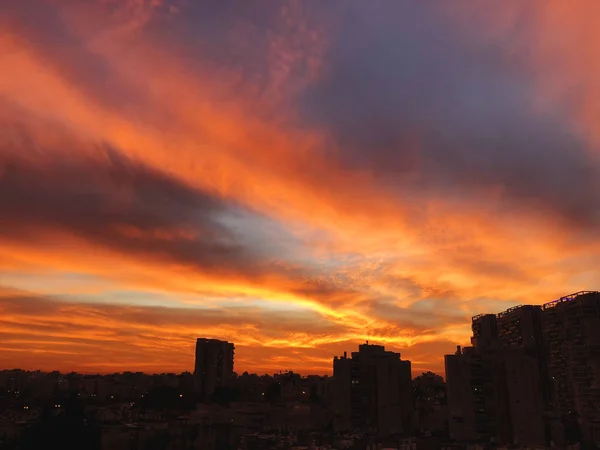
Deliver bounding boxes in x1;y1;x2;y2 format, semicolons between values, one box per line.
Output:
0;289;459;374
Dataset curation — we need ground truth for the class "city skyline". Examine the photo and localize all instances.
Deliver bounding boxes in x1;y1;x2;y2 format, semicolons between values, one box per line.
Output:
5;293;600;447
2;1;600;376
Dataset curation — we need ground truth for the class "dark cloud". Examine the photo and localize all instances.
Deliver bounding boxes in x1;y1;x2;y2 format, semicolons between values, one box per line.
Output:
0;132;272;278
152;1;319;74
0;125;456;321
298;2;600;227
359;296;467;334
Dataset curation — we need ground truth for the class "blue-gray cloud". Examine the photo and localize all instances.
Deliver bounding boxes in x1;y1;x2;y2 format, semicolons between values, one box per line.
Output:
296;2;600;227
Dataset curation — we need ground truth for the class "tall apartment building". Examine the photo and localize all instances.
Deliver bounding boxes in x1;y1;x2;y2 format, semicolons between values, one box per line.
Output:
495;304;550;408
446;346;504;442
471;313;498;351
471;305;545;352
471;305;549;395
542;291;600;444
446;305;548;446
448;291;600;447
194;338;234;401
496;305;544;352
445;345;545;446
332;342;412;436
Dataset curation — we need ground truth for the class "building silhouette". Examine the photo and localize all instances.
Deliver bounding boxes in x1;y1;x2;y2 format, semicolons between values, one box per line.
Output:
470;313;498;351
332;342;412;436
542;291;600;444
194;338;234;401
445;344;545;446
446;290;600;447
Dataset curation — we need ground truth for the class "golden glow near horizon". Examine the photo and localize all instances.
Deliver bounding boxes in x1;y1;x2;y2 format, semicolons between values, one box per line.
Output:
1;0;600;375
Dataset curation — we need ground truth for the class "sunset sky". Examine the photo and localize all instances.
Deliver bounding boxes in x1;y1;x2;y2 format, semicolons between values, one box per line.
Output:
1;0;600;376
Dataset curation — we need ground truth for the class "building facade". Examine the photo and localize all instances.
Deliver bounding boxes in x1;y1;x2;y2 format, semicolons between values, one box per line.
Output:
542;291;600;445
446;305;548;447
446;347;546;446
194;338;235;401
447;291;600;447
332;343;412;436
